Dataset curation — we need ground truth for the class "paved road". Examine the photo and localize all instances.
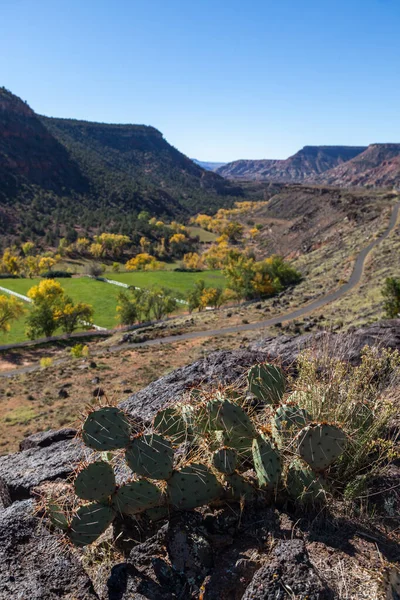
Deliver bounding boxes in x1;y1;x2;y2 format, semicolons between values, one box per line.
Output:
1;202;399;377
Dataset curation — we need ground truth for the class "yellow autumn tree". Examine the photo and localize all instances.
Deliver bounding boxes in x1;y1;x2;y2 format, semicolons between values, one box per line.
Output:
126;253;163;271
182;252;204;271
0;295;25;334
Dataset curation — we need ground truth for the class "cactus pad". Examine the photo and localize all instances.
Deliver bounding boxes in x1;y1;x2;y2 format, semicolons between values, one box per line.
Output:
145;505;170;521
69;503;115;547
225;473;256;502
296;423;347;471
206;398;256;438
212;447;238;474
286;460;326;504
167;463;223;509
153;407;190;445
274;404;310;446
74;461;116;501
112;480;163;515
82;406;131;451
125;433;174;480
248;363;285;405
252;435;282;490
48;503;69;531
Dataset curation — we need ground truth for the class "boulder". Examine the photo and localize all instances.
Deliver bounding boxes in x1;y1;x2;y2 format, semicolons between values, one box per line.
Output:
0;477;11;510
19;427;77;451
0;438;84;500
250;319;400;367
242;539;334;599
0;499;98;599
120;349;266;420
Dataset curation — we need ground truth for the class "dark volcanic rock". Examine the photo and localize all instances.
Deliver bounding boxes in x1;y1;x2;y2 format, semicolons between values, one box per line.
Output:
0;477;11;510
250;319;400;367
242;539;334;599
0;438;84;500
0;499;98;599
19;427;77;451
120;349;266;420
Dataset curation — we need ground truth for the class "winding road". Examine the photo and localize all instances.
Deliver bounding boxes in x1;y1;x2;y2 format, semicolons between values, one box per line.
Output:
1;202;399;377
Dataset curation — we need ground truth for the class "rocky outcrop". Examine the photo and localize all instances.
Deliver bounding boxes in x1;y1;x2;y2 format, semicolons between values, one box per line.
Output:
0;438;84;501
0;499;99;599
242;539;333;599
19;427;77;451
120;348;267;421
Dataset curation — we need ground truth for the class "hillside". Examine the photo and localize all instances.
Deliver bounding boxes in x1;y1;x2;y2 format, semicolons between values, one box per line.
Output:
0;88;242;245
216;146;366;181
316;143;400;187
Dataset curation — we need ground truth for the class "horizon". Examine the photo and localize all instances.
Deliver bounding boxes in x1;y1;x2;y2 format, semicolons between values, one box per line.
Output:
2;0;400;161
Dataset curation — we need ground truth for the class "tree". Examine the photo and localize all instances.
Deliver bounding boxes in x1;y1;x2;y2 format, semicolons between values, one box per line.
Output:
0;295;24;334
116;291;140;326
187;280;207;312
199;287;224;310
126;253;163;271
147;288;177;320
382;277;400;318
182;252;204;271
21;241;35;256
26;279;94;338
54;299;94;334
39;257;56;274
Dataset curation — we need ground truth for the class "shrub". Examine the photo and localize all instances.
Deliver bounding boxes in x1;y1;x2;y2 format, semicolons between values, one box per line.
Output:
86;263;105;277
41;271;72;279
40;357;53;368
70;344;89;358
382;277;400;319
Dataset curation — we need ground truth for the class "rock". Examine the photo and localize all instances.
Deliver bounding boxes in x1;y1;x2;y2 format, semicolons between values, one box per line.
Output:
0;438;84;500
91;376;100;385
19;427;77;451
107;524;179;600
92;386;105;397
242;539;334;599
167;512;213;583
57;388;69;399
0;499;98;599
120;349;266;420
249;319;400;368
0;477;11;509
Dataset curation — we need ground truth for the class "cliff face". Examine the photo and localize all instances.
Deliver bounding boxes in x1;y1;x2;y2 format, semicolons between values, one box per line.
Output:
316;143;400;187
216;146;367;182
0;88;87;196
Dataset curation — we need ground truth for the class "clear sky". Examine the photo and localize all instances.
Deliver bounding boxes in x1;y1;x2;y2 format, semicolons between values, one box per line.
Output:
1;0;399;161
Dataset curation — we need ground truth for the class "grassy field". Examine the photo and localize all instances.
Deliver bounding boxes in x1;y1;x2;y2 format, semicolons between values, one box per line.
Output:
108;270;226;294
187;226;218;243
0;270;226;344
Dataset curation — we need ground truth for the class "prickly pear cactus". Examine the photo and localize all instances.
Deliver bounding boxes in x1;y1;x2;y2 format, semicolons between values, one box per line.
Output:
206;398;256;438
82;406;131;451
296;423;347;471
286;459;326;504
212;447;238;474
48;503;69;531
167;463;223;510
69;503;115;547
74;461;116;502
153;406;191;445
247;363;285;405
125;433;174;480
252;435;281;490
225;473;256;502
273;403;310;447
112;480;164;515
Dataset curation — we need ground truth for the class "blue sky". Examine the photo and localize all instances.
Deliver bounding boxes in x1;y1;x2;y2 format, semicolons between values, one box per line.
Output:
1;0;399;161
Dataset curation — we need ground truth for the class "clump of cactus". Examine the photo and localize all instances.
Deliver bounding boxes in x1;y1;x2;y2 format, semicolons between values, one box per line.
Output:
46;362;351;547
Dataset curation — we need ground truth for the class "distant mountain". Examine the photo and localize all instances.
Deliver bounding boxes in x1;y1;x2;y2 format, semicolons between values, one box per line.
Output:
192;160;227;171
316;144;400;188
216;146;367;182
0;88;242;243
